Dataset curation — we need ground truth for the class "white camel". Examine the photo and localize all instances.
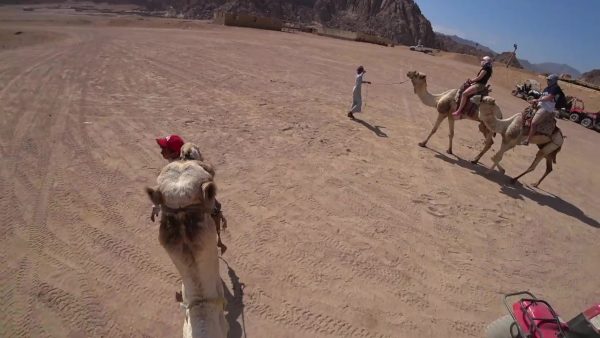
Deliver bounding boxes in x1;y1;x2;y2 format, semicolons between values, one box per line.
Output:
147;160;228;338
406;70;502;163
472;96;564;187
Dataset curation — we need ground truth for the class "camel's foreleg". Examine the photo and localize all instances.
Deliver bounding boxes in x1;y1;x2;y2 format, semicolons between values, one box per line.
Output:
472;124;494;164
446;116;455;154
419;113;447;148
489;141;514;175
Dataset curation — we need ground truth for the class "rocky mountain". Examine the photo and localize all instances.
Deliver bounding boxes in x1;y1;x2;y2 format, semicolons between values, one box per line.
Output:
141;0;439;47
579;69;600;86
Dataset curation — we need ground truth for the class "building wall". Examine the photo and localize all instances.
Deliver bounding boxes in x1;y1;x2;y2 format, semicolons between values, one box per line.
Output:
356;32;393;46
213;11;283;31
214;11;392;47
316;27;358;41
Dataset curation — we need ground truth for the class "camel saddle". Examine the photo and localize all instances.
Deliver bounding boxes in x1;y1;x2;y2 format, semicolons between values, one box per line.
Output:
522;106;557;137
455;81;492;119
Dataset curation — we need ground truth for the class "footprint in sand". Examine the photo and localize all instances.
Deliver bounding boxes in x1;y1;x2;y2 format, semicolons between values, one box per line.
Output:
412;193;451;217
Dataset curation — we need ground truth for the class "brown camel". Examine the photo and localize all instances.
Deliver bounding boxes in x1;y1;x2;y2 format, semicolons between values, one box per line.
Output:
406;70;502;163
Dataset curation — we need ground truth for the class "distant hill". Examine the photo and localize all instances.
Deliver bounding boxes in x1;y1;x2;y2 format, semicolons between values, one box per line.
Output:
495;52;523;69
579;69;600;86
519;60;582;78
435;33;496;56
433;33;583;77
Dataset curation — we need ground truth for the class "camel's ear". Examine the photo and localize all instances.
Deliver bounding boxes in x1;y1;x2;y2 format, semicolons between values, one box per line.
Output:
201;181;216;202
198;162;215;178
417;72;426;79
146;187;163;205
470;95;483;105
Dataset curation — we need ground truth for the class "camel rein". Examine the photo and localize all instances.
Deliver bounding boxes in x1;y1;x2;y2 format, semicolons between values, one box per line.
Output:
177;292;226;311
162;204;210;216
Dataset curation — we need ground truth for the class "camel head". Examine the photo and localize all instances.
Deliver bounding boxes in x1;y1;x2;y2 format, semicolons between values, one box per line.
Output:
406;70;426;93
146;161;217;252
180;142;204;161
471;95;500;118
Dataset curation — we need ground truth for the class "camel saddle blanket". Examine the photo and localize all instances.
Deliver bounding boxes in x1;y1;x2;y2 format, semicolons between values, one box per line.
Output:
455;81;491;119
522;107;557;137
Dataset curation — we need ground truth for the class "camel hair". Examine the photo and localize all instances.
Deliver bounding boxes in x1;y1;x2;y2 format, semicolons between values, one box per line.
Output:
472;95;564;187
406;70;502;163
146;160;228;338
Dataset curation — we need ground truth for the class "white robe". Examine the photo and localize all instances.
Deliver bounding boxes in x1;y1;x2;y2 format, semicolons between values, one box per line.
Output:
350;72;365;113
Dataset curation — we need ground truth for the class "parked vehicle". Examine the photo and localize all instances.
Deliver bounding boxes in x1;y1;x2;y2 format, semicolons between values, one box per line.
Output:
409;44;434;54
579;111;600;130
486;291;600;338
512;80;541;101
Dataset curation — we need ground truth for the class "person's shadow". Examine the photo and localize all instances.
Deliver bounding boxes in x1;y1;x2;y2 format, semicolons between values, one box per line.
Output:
430;150;599;228
220;257;247;338
351;117;388;137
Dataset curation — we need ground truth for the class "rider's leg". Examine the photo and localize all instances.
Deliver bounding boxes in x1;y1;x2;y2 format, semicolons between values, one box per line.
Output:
452;84;479;117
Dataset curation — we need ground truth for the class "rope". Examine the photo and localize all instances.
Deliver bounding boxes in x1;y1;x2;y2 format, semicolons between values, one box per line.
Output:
370;79;410;86
179;297;226;311
362;78;411;112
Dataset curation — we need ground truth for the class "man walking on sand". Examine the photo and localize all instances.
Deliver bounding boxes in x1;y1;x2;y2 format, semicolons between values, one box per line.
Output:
348;65;371;119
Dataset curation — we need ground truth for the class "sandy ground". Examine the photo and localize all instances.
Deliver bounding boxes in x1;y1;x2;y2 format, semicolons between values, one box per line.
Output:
1;6;599;338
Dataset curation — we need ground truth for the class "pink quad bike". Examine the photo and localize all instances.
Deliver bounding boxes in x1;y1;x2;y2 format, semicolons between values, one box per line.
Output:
486;291;600;338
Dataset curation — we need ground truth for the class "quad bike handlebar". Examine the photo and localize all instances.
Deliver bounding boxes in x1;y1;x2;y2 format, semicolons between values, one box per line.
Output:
503;291;568;338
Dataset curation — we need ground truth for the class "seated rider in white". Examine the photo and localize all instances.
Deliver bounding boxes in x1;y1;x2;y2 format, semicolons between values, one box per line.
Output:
522;74;562;146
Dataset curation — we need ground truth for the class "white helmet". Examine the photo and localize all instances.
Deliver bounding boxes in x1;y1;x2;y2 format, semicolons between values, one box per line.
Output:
546;74;559;85
482;56;492;63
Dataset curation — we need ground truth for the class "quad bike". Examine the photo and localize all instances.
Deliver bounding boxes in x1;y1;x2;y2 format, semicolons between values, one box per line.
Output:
486;291;600;338
512;82;541;102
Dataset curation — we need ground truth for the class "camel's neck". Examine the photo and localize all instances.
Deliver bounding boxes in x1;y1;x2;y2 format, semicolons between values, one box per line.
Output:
414;82;447;108
177;245;227;338
479;107;514;134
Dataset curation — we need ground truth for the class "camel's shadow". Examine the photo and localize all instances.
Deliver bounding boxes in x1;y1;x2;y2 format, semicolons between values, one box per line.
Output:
220;257;247;338
351;116;388;137
429;149;599;228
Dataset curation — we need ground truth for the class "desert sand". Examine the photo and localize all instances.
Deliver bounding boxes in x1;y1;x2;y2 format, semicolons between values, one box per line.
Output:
1;5;598;338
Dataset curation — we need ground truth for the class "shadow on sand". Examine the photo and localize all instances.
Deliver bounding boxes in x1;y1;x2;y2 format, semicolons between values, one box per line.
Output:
426;147;599;228
350;116;388;137
220;257;247;338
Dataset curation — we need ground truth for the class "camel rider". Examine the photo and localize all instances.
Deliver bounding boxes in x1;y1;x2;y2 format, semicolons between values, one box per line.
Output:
348;65;372;119
152;134;224;224
151;134;184;220
452;56;493;119
153;134;228;254
522;74;562;145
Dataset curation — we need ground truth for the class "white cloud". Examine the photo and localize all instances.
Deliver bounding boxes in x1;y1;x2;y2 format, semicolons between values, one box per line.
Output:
432;24;466;38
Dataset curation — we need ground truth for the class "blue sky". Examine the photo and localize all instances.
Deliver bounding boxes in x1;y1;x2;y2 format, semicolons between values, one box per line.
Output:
417;0;600;72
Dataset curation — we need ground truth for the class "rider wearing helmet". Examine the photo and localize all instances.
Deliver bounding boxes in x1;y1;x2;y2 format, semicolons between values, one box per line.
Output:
452;56;493;119
522;74;562;145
